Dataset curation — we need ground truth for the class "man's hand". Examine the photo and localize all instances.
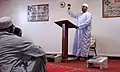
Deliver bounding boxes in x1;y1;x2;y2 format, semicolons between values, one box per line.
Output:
78;24;80;27
67;4;71;10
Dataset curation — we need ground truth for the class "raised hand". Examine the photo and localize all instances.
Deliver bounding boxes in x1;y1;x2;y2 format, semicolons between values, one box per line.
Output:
67;4;71;10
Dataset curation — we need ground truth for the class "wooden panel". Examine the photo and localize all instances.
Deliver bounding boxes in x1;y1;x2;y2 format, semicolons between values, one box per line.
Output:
62;24;68;60
54;20;78;28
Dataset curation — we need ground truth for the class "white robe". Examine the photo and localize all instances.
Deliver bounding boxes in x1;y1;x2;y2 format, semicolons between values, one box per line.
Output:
68;9;92;57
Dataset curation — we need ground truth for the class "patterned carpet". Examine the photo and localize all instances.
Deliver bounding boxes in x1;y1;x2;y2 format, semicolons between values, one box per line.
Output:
47;59;120;72
47;63;84;72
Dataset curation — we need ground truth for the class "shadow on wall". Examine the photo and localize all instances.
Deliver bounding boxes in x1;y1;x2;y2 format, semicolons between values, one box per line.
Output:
95;36;120;56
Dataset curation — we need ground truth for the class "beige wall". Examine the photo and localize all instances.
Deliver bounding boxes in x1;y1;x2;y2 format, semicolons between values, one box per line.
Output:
88;0;120;56
0;0;120;56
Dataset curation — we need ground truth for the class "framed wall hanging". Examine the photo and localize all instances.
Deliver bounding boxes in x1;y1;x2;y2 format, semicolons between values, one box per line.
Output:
28;4;49;22
102;0;120;18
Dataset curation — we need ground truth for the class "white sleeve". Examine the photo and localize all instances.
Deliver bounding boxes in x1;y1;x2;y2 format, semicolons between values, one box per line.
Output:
67;9;78;18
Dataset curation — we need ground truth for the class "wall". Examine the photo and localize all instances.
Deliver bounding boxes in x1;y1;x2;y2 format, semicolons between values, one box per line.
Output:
0;0;120;56
87;0;120;56
0;0;84;54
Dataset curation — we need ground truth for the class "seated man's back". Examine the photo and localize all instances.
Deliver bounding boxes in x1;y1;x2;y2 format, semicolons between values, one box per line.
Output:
0;17;46;72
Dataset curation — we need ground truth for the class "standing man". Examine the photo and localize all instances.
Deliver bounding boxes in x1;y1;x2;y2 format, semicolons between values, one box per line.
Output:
67;3;92;59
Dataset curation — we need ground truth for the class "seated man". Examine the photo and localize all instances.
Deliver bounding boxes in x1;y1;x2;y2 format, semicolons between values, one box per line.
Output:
14;27;22;37
0;17;47;72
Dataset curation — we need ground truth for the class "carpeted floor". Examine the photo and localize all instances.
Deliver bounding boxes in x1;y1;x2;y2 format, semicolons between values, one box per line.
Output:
47;59;120;72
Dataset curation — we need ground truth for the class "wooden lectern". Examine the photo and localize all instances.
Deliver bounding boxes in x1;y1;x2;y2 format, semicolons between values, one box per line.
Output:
54;20;78;62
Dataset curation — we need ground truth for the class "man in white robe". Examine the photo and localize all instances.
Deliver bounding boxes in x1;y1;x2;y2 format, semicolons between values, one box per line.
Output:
0;17;47;72
67;3;92;59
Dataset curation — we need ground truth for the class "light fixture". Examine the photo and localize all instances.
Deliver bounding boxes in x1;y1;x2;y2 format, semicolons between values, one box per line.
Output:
60;1;66;8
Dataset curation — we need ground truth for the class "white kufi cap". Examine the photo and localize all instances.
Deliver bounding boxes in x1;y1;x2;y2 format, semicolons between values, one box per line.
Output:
0;17;13;29
82;3;88;8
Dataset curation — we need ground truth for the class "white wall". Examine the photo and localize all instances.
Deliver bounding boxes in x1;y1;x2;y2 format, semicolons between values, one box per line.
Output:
0;0;120;56
87;0;120;56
